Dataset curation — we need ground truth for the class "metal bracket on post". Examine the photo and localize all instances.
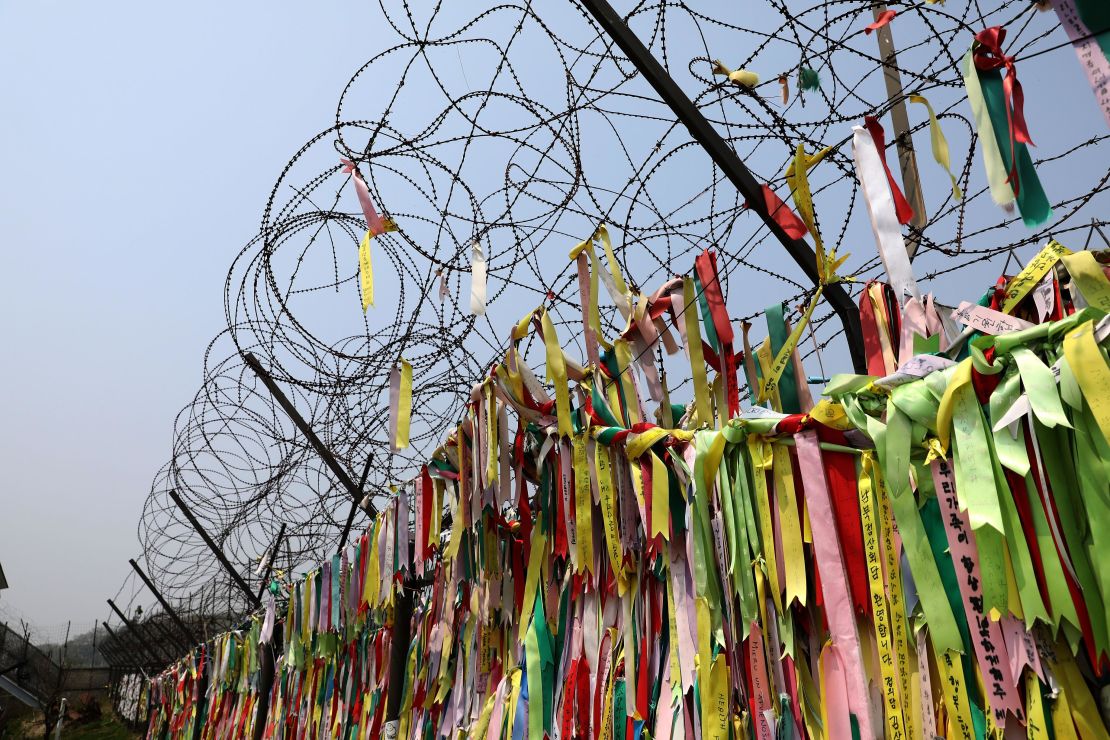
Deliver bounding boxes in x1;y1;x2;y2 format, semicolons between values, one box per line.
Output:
96;642;125;670
576;0;867;372
242;352;377;515
130;558;199;647
168;488;260;608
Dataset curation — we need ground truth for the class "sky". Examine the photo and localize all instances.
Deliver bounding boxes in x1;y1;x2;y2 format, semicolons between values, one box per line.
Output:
0;1;379;632
1;1;1105;635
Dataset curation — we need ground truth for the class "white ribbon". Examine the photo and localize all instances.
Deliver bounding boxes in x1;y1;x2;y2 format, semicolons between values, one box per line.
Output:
260;593;276;645
470;241;487;315
852;125;920;301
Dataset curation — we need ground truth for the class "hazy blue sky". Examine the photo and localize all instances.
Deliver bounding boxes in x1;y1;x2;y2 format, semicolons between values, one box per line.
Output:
1;1;1105;635
0;2;380;631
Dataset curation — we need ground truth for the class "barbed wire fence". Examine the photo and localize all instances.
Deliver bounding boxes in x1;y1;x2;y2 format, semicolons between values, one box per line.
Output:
97;0;1108;674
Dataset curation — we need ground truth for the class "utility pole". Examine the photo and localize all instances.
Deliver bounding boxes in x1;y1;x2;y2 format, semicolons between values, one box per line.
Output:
869;1;927;258
576;0;867;372
167;489;259;607
130;558;200;647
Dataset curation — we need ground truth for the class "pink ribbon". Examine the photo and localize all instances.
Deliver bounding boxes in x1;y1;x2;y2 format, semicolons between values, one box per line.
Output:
339;158;388;234
931;460;1025;727
794;430;877;739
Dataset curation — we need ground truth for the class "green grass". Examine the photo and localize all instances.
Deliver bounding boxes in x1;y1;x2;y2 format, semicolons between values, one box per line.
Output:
60;712;138;739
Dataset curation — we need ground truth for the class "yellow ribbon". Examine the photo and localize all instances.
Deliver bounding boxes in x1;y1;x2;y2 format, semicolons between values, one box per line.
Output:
758;287;824;405
573;433;595;574
595;443;624;573
909;94;963;201
1000;239;1071;314
356;219;397;312
1063;319;1110;446
394;358;412;451
682;277;713;425
808;398;854;430
747;437;783;613
935;648;975;740
785;144;833;275
772;443;806;606
650;450;670;542
859;452;908;738
540;308;573;438
1061;250;1110;312
711;60;759;87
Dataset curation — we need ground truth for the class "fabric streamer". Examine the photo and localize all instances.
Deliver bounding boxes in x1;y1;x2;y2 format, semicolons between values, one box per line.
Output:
760;184;809;240
389;358;413;451
342;158;398;312
852;124;920;301
140;244;1110;740
471;240;488;315
964;32;1052;227
1054;0;1110;127
909;94;964;201
864;9;896;34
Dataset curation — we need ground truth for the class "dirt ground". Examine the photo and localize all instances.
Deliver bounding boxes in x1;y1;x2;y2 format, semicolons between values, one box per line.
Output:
0;701;138;739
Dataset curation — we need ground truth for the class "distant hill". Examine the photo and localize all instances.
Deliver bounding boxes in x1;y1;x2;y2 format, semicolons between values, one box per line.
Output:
39;627;107;669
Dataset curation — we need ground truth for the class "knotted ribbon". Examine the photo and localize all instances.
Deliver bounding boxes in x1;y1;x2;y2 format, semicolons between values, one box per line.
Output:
972;27;1033;194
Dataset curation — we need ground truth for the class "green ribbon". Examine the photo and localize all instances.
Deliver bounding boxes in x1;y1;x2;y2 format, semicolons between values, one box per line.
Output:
1074;0;1110;59
1011;347;1071;429
875;409;964;654
766;302;801;413
1034;419;1110;655
977;67;1052;227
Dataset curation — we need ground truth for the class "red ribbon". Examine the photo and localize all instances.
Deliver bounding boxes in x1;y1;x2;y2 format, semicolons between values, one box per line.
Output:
695;249;740;417
972;26;1033;195
864;9;896;34
761;184;809;239
863;116;915;225
420;465;434;559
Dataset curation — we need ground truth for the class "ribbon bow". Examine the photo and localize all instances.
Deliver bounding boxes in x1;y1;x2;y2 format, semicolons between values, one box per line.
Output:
972;26;1033;194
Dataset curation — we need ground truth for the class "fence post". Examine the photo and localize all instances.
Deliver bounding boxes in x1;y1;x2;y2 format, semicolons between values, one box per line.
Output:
167;489;259;607
242;352;378;516
576;0;867;372
383;583;414;735
868;1;926;258
251;632;277;740
106;602;161;669
129;558;199;646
